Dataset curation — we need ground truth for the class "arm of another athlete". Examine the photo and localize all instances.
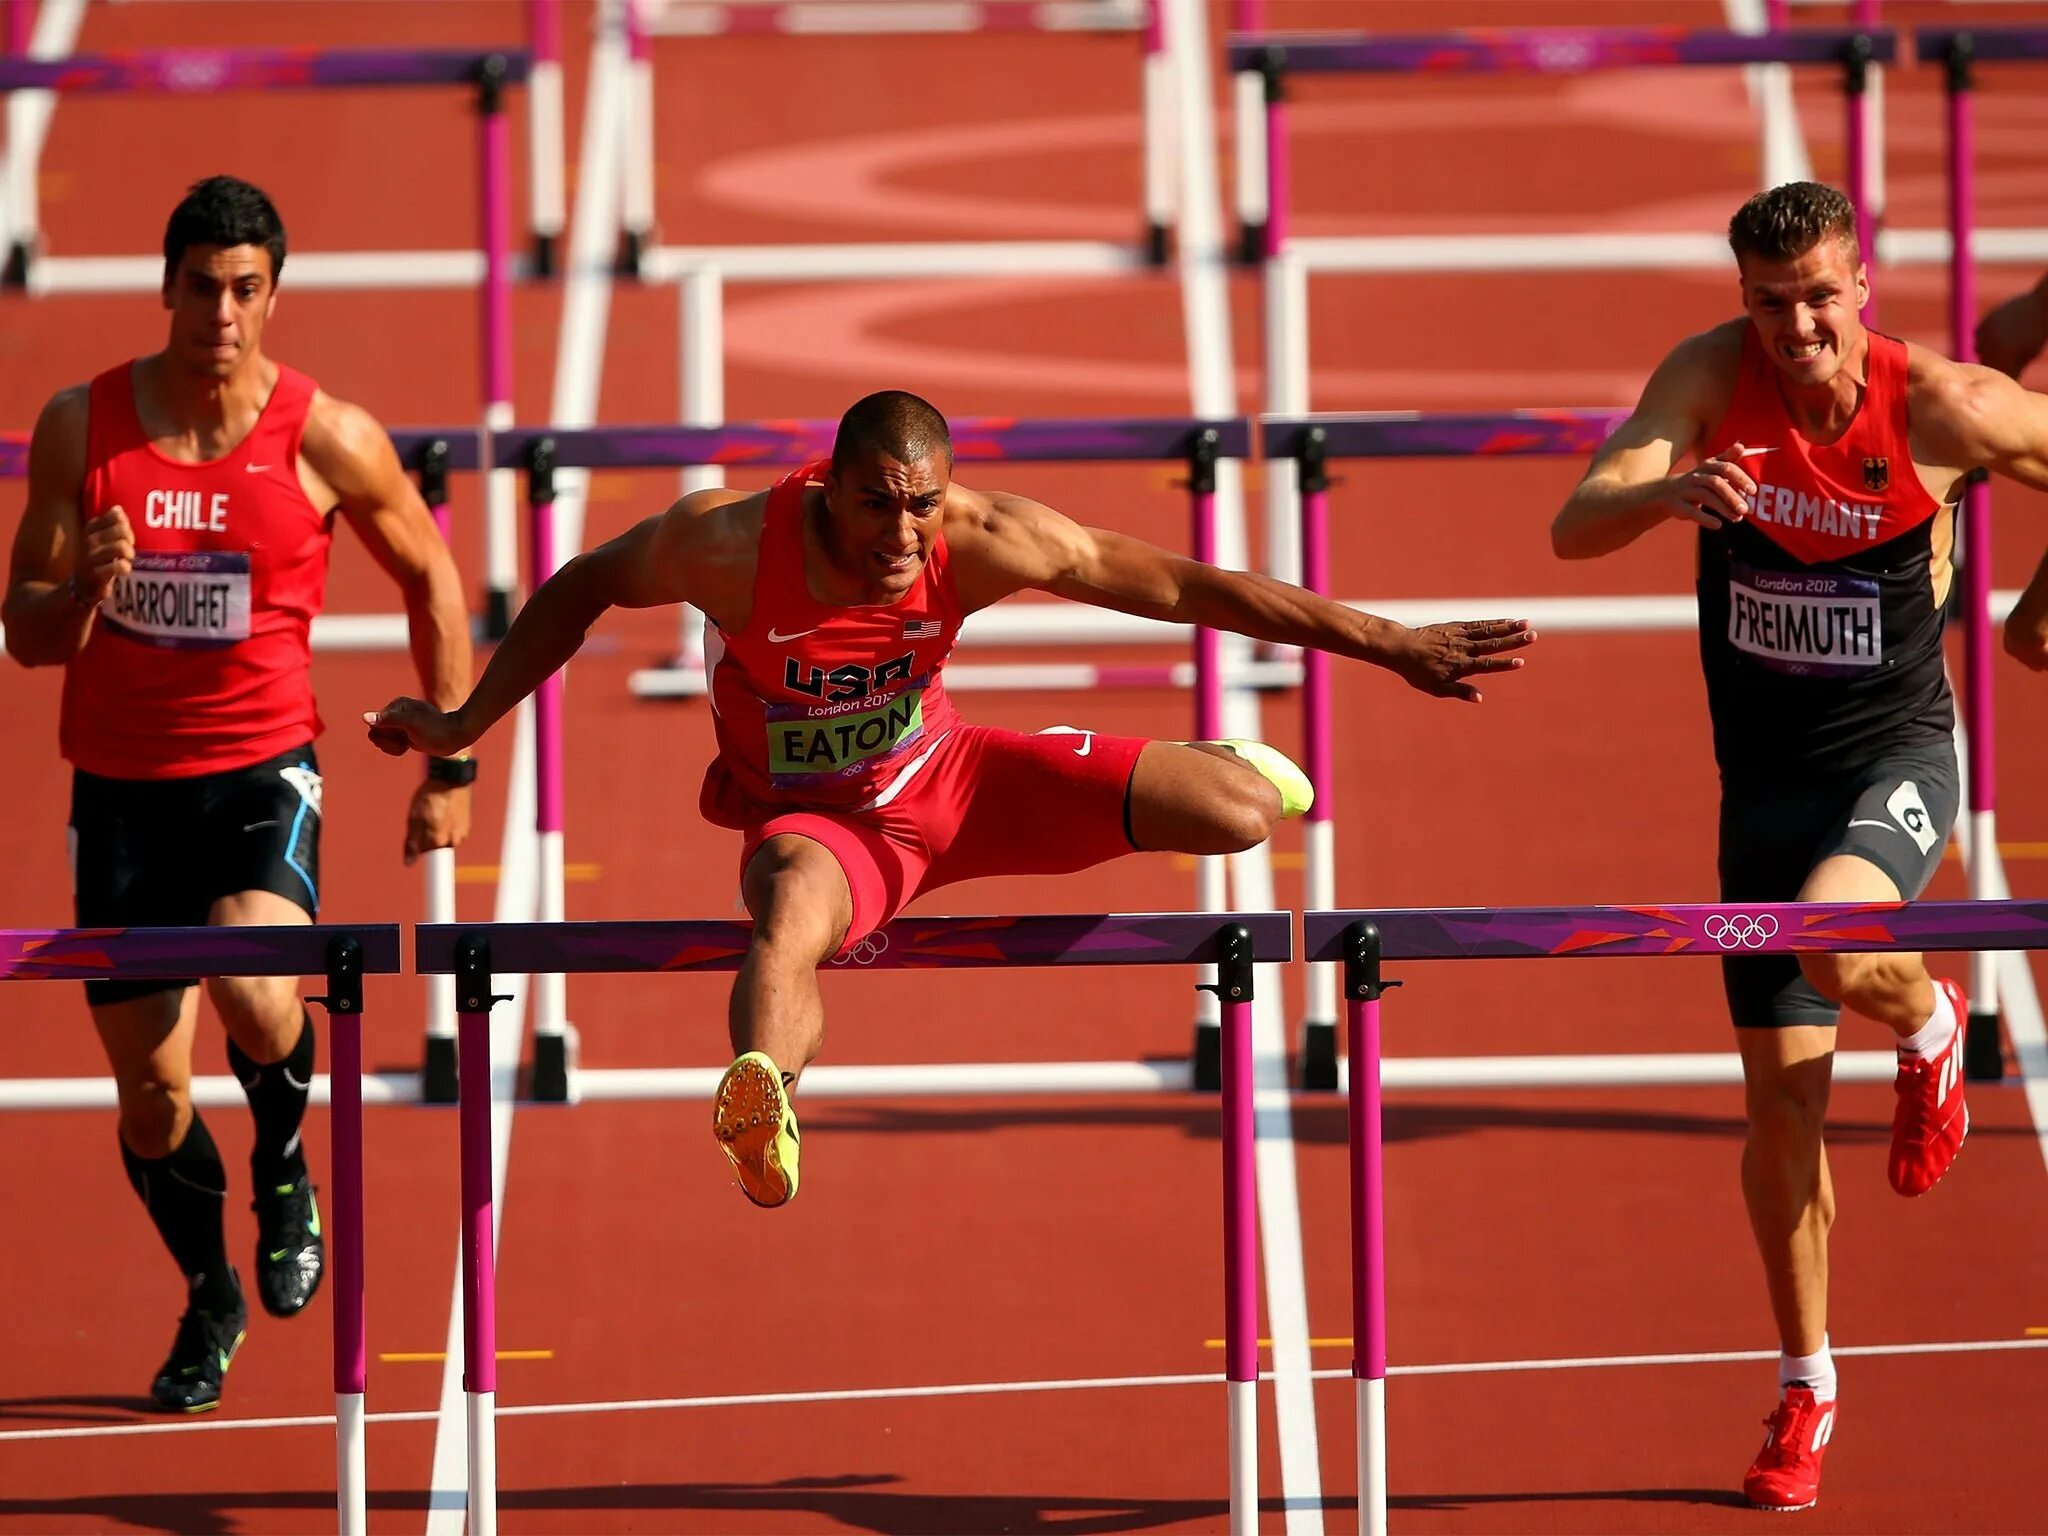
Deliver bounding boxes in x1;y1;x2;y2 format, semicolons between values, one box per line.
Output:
1551;327;1748;559
3;387;128;667
364;487;753;756
1910;348;2048;671
1976;273;2048;381
310;395;474;713
945;486;1534;702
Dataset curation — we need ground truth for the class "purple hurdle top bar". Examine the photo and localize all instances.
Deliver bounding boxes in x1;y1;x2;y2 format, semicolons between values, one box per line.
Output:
20;427;485;480
1916;26;2048;64
419;912;1291;974
0;923;401;978
1223;26;1897;76
493;417;1252;471
1263;409;1627;462
387;431;486;470
1305;901;2048;962
0;49;535;92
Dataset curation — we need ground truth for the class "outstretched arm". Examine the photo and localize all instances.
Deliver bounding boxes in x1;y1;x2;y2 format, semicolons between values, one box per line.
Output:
1977;274;2048;380
1551;330;1742;559
364;490;737;756
314;398;473;715
950;492;1533;702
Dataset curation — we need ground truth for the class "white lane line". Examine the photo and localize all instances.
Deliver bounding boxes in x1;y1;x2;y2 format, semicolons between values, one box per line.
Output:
418;14;630;1533
1167;0;1324;1528
12;1335;2042;1445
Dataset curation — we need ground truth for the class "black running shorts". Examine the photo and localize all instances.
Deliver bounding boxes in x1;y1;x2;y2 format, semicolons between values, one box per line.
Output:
1716;743;1959;1029
68;743;323;1005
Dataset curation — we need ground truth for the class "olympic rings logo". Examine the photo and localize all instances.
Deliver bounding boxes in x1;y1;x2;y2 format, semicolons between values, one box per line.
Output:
1702;912;1779;950
831;932;890;966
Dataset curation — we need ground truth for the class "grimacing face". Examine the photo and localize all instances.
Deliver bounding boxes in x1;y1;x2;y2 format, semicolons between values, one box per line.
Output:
162;243;277;380
1739;236;1868;390
823;449;950;600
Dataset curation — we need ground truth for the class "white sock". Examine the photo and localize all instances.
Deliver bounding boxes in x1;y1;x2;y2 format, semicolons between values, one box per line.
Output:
1897;986;1957;1059
1780;1338;1837;1402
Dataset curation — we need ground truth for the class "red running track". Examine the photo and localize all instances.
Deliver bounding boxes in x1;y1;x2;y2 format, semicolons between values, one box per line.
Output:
2;1;2046;1530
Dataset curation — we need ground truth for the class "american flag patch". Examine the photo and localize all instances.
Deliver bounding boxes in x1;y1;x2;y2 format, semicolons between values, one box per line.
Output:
902;619;942;639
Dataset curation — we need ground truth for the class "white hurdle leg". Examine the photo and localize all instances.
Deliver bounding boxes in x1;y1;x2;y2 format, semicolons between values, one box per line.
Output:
1263;250;1307;589
337;1391;367;1536
1359;1376;1387;1536
485;400;518;635
467;1390;497;1534
1142;0;1177;261
423;846;457;1095
675;262;725;670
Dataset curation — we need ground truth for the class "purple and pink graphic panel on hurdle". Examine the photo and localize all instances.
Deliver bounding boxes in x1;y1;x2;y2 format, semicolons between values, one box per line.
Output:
1263;410;1627;461
0;49;532;93
493;418;1252;471
0;924;401;980
1305;901;2048;963
1225;26;1895;75
418;913;1291;975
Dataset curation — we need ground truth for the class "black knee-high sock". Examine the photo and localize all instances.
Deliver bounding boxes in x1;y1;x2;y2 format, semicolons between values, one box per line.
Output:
121;1113;239;1313
228;1009;315;1186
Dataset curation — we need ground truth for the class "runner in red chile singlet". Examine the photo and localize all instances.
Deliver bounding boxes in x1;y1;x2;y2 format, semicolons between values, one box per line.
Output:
1552;181;2048;1512
4;178;476;1413
368;390;1537;1209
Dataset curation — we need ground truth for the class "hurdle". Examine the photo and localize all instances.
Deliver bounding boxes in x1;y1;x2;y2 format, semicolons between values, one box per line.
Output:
498;416;1265;1100
415;909;1286;1536
1308;896;2048;1536
618;0;1173;274
0;921;402;1536
0;46;533;636
1916;21;2048;1079
1230;24;1895;593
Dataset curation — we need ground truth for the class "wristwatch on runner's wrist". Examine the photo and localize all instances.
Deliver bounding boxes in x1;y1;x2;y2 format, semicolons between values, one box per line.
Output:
426;754;478;787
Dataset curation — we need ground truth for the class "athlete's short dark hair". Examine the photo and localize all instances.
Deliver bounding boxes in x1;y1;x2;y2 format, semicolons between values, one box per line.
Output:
163;176;287;284
831;391;952;473
1728;181;1859;269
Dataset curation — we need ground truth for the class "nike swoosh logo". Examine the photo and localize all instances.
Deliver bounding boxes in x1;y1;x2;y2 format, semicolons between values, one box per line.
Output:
766;627;817;643
1846;819;1897;835
246;463;271;473
1072;735;1092;756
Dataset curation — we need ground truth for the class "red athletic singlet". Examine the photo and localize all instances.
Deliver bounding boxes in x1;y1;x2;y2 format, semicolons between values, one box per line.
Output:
1696;327;1952;779
62;361;332;780
699;461;965;823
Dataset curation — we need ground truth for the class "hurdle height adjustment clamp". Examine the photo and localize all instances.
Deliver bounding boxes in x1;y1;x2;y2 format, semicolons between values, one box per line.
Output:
1342;920;1400;1004
307;934;367;1018
1193;921;1255;1091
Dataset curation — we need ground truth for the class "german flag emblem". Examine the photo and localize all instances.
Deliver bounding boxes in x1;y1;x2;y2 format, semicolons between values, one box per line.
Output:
1863;457;1889;492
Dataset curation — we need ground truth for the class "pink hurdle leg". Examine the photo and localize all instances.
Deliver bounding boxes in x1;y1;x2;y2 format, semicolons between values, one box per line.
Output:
458;1003;499;1532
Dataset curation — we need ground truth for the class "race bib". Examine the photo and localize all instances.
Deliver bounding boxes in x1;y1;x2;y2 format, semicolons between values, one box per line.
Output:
766;686;924;783
1727;561;1880;677
101;551;252;650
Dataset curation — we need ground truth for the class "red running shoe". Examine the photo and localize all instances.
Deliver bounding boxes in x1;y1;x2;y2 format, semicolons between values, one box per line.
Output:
1743;1386;1837;1512
1888;977;1970;1197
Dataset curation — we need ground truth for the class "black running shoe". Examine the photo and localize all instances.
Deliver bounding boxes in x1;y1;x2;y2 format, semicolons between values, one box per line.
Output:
150;1279;247;1413
252;1165;324;1318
